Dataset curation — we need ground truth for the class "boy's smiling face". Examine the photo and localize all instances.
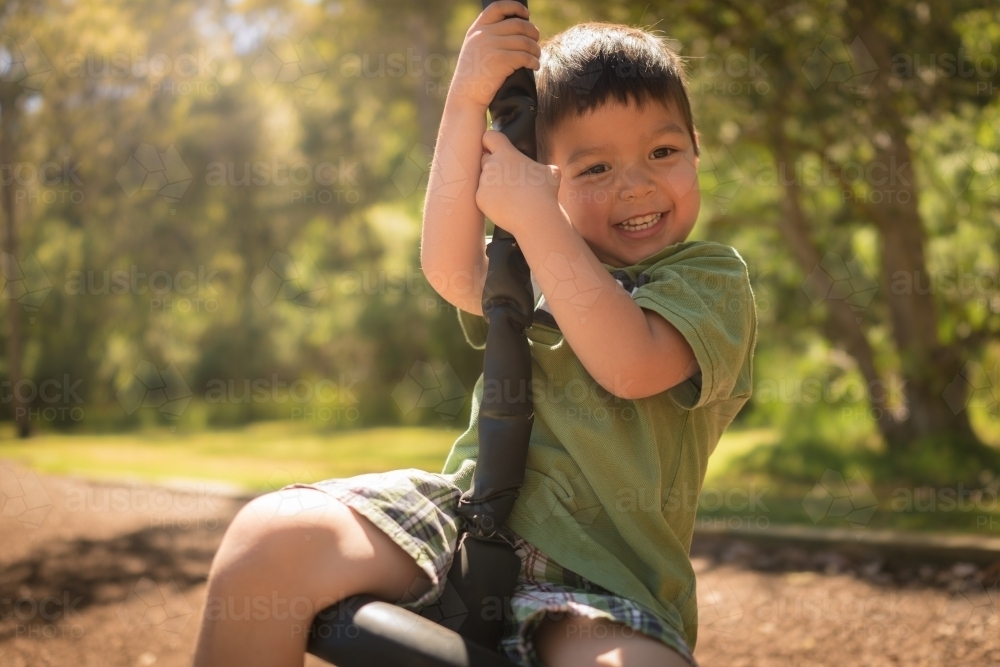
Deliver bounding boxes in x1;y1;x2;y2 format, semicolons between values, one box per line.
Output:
546;99;701;268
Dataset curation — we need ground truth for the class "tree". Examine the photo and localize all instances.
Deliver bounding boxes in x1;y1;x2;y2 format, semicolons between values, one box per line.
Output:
1;2;55;437
605;0;1000;477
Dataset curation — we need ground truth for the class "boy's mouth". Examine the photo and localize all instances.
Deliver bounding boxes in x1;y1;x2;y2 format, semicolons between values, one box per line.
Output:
614;211;666;237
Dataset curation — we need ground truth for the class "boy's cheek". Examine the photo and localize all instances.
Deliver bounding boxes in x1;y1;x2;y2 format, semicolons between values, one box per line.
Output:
665;160;700;198
560;183;615;209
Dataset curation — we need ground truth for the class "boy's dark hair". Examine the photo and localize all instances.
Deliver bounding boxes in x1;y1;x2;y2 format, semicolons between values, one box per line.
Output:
536;22;700;162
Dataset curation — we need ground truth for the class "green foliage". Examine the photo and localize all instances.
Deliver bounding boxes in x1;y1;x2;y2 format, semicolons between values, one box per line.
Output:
0;0;996;494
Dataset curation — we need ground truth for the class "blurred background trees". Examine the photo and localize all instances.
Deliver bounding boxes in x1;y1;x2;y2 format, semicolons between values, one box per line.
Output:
0;0;997;485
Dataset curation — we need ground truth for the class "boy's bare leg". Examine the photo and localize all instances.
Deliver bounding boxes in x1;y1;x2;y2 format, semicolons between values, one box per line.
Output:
192;488;434;667
534;614;691;667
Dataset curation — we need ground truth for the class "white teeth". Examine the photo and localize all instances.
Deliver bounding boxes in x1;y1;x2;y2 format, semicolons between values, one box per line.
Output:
617;212;662;230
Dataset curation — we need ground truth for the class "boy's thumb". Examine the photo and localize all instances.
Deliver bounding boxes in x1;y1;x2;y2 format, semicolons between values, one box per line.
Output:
482;129;509;152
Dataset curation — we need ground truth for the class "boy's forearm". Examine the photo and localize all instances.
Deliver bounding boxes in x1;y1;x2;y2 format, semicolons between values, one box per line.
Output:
420;95;490;316
515;203;695;399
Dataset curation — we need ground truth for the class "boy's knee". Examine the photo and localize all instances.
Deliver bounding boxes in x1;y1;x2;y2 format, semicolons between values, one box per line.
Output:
536;616;689;667
210;489;348;586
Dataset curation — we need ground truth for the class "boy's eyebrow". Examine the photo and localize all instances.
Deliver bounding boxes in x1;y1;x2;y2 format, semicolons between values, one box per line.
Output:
565;122;688;165
653;121;687;137
566;144;612;165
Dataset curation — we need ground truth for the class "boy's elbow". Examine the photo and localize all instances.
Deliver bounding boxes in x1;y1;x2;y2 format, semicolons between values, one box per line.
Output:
420;262;484;316
599;350;699;400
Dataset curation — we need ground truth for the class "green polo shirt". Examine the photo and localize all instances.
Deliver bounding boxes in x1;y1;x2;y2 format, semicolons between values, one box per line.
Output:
441;239;757;650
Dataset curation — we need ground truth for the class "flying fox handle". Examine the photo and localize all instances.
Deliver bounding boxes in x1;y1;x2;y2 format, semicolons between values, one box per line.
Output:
454;0;537;540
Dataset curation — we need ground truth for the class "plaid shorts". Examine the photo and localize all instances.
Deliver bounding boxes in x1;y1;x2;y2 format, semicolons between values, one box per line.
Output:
285;467;698;667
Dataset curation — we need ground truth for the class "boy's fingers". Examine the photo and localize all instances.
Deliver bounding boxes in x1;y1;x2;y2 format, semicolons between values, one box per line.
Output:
490;17;540;42
493;49;540;71
493;35;542;58
477;0;528;27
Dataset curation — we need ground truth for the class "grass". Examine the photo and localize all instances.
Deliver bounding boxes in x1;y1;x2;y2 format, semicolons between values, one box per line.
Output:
0;421;465;494
3;422;998;536
701;428;1000;536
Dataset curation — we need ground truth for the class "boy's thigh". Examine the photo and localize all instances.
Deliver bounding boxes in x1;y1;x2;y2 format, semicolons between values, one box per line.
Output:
230;488;433;604
534;614;690;667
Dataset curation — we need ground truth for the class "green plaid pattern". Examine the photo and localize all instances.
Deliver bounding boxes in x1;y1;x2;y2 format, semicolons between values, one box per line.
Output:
287;468;697;667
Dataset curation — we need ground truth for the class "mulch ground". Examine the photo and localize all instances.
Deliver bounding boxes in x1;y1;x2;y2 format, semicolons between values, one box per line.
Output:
1;460;997;666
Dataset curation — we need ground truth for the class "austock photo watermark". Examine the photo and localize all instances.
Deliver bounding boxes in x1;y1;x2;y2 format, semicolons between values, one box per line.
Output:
114;359;362;425
3;157;84;205
251;36;327;94
752;587;918;641
252;252;328;310
804;33;997;97
801;468;1000;532
0;588;85;640
755;373;909;424
802;252;1000;320
117;143;193;208
117;577;195;647
654;481;771;530
4;34;223;97
689;46;772;97
205;375;361;423
337;47;459;97
64;47;222;97
206;156;360;204
3;255;223;315
889;46;998;97
119;145;365;209
0;466;53;528
1;252;53;322
60;477;226;532
699;568;996;644
65;264;221;313
0;34;53;91
391;360;653;424
1;375;86;424
2;459;229;533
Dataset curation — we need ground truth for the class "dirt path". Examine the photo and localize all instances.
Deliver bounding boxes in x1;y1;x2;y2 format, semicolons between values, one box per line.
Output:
1;461;997;666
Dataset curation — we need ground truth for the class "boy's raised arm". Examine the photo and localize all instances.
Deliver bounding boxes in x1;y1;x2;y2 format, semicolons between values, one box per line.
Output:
421;97;490;316
420;0;540;317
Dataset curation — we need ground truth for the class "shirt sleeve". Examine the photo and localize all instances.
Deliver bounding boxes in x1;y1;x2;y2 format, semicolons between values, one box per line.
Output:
631;242;757;409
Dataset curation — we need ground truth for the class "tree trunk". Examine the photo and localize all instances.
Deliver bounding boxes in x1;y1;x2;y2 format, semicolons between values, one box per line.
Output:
843;2;987;459
772;139;913;448
0;92;30;438
779;132;993;472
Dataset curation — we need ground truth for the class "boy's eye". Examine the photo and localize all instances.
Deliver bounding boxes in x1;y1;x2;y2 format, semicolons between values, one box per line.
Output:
581;163;610;176
652;147;676;159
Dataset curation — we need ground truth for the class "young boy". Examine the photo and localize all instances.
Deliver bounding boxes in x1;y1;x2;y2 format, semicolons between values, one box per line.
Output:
193;3;756;666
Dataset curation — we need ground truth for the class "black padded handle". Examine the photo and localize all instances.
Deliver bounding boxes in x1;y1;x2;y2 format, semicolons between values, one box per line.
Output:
307;594;518;667
455;0;538;541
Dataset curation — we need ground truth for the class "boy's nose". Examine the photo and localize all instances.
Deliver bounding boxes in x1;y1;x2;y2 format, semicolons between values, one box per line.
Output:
618;164;656;201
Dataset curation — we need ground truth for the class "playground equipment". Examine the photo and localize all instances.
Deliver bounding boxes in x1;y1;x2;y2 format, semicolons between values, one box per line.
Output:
307;1;537;664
